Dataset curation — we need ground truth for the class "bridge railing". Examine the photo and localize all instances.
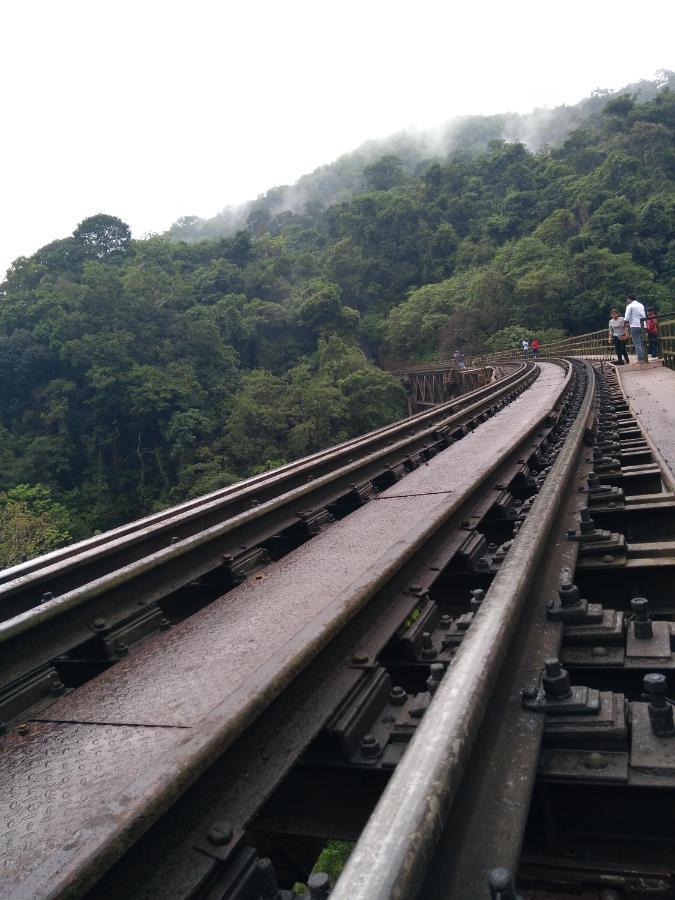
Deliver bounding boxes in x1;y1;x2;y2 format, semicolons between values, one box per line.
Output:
658;315;675;373
468;316;675;368
467;329;613;365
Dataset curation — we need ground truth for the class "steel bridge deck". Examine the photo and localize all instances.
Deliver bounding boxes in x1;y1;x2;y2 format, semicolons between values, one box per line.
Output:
619;362;675;482
0;364;567;899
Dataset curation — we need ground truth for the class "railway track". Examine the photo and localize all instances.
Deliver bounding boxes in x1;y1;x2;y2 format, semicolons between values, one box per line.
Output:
0;363;536;716
2;358;674;900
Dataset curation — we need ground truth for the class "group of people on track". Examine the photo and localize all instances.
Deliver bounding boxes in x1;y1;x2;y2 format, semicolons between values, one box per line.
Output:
608;294;659;366
521;338;540;359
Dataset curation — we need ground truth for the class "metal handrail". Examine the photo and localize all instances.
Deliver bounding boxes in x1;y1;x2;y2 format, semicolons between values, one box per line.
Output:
468;316;675;367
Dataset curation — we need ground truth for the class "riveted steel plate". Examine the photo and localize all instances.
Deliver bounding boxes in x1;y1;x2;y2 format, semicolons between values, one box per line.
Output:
0;362;568;896
37;366;566;732
539;748;629;782
626;619;672;661
0;721;178;898
630;702;675;785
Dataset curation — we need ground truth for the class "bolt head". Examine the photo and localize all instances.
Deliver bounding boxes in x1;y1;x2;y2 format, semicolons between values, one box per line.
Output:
544;658;561;676
559;583;580;605
644;673;667;694
429;663;445;682
389;686;407;705
360;733;381;757
487;867;513;890
206;821;233;846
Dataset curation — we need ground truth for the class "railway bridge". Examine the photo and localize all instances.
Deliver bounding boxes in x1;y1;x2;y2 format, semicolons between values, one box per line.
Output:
392;361;494;414
2;321;675;900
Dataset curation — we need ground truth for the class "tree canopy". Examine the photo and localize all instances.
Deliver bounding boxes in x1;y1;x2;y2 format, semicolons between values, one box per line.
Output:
1;82;673;553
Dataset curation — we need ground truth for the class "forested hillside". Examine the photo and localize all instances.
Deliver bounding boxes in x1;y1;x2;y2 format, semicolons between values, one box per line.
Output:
1;84;673;554
168;73;672;244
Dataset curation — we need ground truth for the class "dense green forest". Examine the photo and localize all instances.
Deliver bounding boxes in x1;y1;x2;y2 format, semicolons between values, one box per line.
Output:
1;81;674;556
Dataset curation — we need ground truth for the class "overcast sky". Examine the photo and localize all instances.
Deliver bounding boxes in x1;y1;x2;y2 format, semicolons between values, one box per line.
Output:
1;0;673;279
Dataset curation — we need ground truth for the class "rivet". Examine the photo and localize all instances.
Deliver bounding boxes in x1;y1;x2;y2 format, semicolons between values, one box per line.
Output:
584;752;608;770
206;821;233;846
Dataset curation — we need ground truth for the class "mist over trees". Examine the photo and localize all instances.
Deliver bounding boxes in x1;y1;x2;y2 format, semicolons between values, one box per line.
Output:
1;78;673;550
168;72;674;244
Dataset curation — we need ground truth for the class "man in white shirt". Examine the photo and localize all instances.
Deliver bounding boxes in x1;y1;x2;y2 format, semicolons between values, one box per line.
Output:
624;294;647;362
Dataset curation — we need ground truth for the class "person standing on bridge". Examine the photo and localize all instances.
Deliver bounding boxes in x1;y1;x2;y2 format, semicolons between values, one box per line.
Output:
608;308;630;365
646;307;659;359
452;349;466;370
624;294;646;363
531;338;540;359
522;339;529;359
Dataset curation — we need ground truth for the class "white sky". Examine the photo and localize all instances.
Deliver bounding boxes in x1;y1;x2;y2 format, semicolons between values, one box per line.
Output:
1;0;673;279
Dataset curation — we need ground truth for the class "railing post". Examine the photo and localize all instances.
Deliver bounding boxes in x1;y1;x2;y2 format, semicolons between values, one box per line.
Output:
639;318;649;364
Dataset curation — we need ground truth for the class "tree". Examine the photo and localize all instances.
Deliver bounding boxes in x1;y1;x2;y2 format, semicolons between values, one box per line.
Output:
295;278;359;336
0;484;72;567
364;155;406;191
73;214;132;258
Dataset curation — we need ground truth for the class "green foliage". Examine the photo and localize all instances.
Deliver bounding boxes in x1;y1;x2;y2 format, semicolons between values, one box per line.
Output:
0;484;72;568
1;83;673;541
73;214;132;259
485;325;567;351
224;338;406;469
312;841;354;882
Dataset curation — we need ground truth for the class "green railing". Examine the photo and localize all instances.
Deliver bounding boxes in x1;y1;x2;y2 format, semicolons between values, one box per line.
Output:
659;316;675;373
468;316;675;368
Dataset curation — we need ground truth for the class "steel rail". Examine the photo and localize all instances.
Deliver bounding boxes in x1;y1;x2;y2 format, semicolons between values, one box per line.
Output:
86;369;577;900
0;362;573;900
0;365;529;614
0;363;508;584
0;367;536;636
330;360;594;900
